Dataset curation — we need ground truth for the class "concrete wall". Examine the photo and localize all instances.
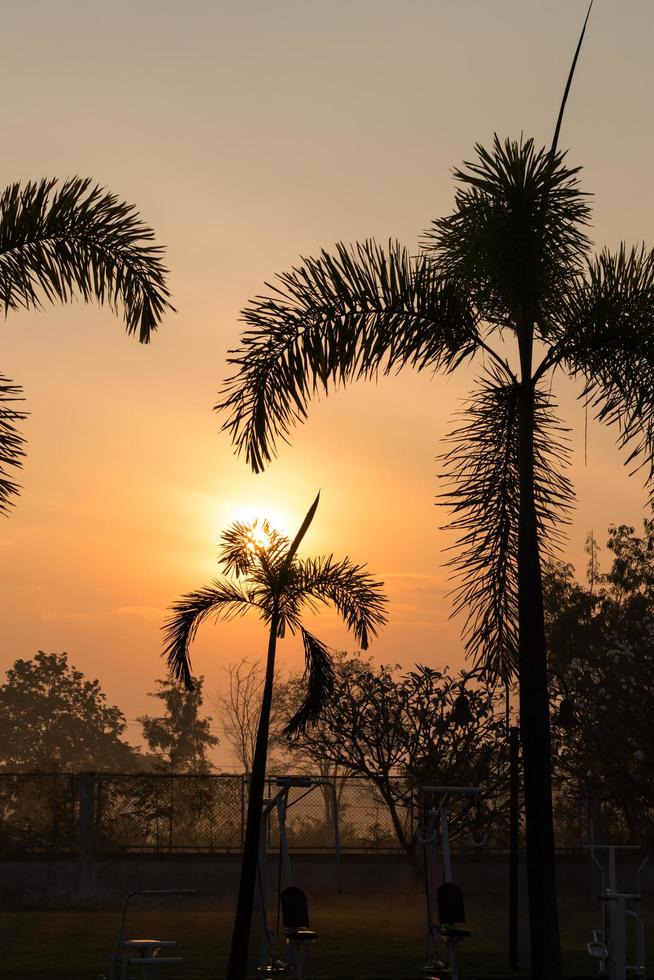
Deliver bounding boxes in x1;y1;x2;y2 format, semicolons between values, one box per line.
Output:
1;852;651;910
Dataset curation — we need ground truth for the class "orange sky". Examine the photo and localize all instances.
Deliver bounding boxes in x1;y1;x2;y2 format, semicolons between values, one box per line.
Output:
1;2;653;766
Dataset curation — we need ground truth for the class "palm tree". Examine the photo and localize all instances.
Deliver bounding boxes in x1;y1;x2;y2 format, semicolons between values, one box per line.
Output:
215;35;654;980
0;177;174;513
163;494;387;980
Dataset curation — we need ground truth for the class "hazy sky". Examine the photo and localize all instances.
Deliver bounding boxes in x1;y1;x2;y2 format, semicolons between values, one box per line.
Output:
1;2;653;765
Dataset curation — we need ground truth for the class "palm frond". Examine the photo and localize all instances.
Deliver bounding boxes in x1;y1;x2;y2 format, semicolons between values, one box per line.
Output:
291;555;388;650
551;246;654;495
0;375;27;515
423;136;591;329
218;239;478;472
0;178;174;341
162;580;256;689
218;519;289;579
280;491;320;578
439;370;574;677
284;627;335;738
551;0;595;156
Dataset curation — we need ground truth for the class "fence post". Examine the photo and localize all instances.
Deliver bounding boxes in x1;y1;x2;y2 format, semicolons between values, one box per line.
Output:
77;771;97;898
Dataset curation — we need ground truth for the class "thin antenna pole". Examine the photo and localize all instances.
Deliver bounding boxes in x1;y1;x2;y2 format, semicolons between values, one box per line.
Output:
551;0;595;156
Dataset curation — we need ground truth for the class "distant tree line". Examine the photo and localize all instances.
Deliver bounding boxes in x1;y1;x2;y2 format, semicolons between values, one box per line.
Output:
1;521;652;848
546;520;654;845
0;651;217;773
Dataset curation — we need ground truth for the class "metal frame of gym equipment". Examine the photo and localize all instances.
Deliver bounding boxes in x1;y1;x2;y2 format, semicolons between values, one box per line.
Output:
417;786;484;980
585;838;648;980
257;775;341;979
102;888;196;980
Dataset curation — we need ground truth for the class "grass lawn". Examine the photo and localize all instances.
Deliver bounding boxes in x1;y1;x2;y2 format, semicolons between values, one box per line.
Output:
0;892;648;979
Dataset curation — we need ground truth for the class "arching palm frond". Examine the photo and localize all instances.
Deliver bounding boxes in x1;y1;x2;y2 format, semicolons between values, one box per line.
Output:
284;627;336;738
163;581;256;689
293;554;388;650
551;246;654;494
423;136;591;329
218;239;478;472
0;376;27;515
439;371;574;677
0;178;174;342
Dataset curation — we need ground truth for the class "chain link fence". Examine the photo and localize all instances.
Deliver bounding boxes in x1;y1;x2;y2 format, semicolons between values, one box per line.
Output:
0;770;627;856
0;773;79;854
95;773;245;853
265;776;415;852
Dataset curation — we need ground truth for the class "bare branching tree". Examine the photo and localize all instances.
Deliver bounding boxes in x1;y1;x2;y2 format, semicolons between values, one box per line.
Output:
217;657;291;772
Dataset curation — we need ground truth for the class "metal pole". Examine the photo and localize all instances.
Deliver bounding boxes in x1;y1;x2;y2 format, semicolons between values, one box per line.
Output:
330;781;342;893
258;799;269;969
509;726;520;970
277;790;293;888
77;771;96;900
441;806;453;882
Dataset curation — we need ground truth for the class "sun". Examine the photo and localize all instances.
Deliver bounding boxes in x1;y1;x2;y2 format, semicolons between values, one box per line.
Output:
246;520;274;553
228;503;294;541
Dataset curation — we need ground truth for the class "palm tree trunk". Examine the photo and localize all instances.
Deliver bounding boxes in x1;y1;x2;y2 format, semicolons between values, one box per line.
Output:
226;611;279;980
517;379;562;980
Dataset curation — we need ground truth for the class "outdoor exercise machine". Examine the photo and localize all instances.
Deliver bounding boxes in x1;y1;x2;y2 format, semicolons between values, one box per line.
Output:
585;839;648;980
100;888;196;980
417;786;484;980
257;775;341;979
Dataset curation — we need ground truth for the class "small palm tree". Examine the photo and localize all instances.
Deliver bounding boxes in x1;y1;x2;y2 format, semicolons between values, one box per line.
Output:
0;177;173;513
163;493;387;980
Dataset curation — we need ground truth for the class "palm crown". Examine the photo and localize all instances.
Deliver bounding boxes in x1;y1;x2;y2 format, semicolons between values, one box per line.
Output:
0;177;174;514
163;507;387;735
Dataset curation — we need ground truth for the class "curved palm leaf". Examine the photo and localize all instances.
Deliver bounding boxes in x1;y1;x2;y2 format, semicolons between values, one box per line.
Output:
163;581;257;688
0;376;27;515
218;239;478;472
292;554;388;650
284;627;336;738
0;178;174;341
550;245;654;493
439;370;574;677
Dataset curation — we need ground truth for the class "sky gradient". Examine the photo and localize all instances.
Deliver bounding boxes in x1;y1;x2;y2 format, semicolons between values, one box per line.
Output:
1;1;653;765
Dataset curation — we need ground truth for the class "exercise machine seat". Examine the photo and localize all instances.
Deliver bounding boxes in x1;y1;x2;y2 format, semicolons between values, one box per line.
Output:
281;887;318;943
436;882;471;939
438;925;472;939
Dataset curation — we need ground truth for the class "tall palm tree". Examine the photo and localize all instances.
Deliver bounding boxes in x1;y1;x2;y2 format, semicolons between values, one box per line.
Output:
216;52;654;980
0;177;174;513
163;494;387;980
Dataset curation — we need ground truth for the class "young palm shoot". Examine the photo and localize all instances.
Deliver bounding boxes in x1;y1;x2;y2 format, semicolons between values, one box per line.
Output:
0;177;174;513
162;493;387;980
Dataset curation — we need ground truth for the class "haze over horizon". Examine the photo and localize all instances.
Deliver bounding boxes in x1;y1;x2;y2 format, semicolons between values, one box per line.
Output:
1;1;652;766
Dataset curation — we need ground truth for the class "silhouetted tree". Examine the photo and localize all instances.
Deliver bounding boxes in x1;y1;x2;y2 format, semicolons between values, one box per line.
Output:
0;178;173;514
139;675;218;773
545;522;654;841
162;496;387;980
286;653;507;857
0;651;138;771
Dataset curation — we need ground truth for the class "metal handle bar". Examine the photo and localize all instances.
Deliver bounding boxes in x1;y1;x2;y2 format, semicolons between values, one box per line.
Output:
421;787;481;796
134;889;197;896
